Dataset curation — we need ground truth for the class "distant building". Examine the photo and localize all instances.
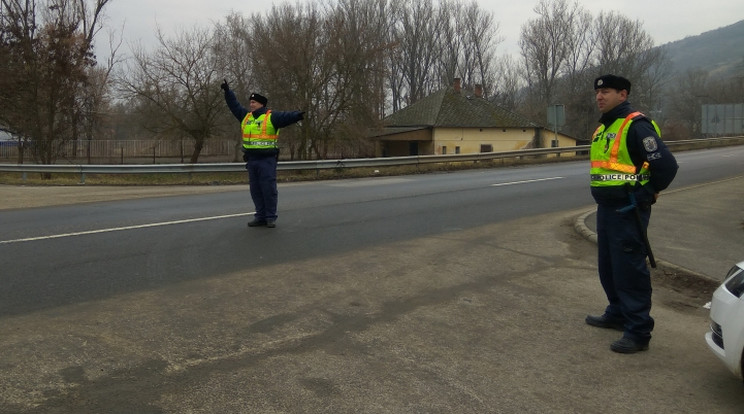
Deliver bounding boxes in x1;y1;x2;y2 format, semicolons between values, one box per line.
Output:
370;78;576;157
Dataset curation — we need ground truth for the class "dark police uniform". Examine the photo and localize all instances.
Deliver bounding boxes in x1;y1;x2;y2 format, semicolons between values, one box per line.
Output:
590;93;678;348
223;87;303;226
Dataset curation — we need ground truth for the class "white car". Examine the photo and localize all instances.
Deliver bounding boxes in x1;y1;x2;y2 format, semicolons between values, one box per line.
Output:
706;260;744;382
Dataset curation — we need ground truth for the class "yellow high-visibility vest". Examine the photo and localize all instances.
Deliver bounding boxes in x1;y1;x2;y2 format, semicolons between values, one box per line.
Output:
590;111;659;187
241;110;278;150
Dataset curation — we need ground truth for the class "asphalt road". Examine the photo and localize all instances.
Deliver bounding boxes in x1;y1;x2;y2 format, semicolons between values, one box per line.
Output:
1;146;743;413
2;161;596;316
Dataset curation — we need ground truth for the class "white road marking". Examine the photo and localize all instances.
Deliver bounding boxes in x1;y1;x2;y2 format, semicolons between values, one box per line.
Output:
3;176;565;245
490;177;564;187
328;177;413;187
0;212;253;245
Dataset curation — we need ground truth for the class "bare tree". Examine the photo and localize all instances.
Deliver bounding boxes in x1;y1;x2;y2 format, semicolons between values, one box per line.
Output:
519;0;585;104
0;0;112;165
458;2;500;96
516;1;668;142
248;2;330;159
434;1;500;96
211;12;256;161
664;69;720;139
79;25;123;163
491;54;527;110
249;0;389;159
119;25;228;163
384;1;405;113
591;11;667;112
390;0;441;106
435;0;465;89
554;6;593;138
328;0;391;157
212;12;254;99
386;0;500;110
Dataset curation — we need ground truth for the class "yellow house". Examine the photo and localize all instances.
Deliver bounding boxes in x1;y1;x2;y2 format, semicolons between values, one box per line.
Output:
372;79;576;156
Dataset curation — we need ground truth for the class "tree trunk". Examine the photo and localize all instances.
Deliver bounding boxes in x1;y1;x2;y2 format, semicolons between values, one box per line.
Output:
190;139;204;163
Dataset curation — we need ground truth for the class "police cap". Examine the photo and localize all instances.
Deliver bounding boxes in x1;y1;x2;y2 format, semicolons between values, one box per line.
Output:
594;74;631;94
250;93;268;106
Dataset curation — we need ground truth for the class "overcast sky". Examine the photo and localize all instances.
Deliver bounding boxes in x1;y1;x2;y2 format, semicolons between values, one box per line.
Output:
98;0;743;56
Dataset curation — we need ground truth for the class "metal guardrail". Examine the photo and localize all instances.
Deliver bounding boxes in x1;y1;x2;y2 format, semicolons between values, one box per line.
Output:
1;137;742;184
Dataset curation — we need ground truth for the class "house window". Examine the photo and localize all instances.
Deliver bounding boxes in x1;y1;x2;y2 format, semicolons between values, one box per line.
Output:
442;146;447;155
480;144;493;153
455;146;460;154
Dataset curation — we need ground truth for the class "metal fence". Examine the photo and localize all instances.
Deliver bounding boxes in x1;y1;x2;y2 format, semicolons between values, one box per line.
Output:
0;139;240;163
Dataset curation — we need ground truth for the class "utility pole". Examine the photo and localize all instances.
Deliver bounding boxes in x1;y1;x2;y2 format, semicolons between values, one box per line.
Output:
547;104;565;147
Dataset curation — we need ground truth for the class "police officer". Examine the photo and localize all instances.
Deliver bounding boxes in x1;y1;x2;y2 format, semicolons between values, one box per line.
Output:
585;74;678;353
222;80;304;228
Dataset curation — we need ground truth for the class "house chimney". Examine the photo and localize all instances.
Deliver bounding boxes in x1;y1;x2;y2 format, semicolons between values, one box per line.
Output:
453;78;461;93
475;84;483;98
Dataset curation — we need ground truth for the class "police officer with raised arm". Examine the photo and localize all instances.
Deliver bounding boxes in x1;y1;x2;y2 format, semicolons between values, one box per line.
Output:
221;80;304;228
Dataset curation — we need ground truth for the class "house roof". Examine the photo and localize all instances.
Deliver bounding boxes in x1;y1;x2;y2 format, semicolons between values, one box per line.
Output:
371;126;429;138
383;87;541;129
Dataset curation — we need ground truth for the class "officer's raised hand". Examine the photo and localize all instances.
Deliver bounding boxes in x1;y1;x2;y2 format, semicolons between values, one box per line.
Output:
220;79;229;92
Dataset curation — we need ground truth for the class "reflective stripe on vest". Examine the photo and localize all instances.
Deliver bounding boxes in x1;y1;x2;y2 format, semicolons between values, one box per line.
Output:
590;111;656;188
590;173;650;182
241;110;278;150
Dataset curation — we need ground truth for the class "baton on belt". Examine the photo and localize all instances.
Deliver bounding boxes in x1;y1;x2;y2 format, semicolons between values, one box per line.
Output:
617;185;657;268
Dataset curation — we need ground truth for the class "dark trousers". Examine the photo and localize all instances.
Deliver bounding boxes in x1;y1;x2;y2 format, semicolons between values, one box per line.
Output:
247;155;278;221
596;203;654;343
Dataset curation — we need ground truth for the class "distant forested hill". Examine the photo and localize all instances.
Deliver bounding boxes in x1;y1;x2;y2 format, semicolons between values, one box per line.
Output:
660;20;744;78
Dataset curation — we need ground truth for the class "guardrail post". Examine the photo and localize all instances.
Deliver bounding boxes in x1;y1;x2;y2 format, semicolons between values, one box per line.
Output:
79;165;86;185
